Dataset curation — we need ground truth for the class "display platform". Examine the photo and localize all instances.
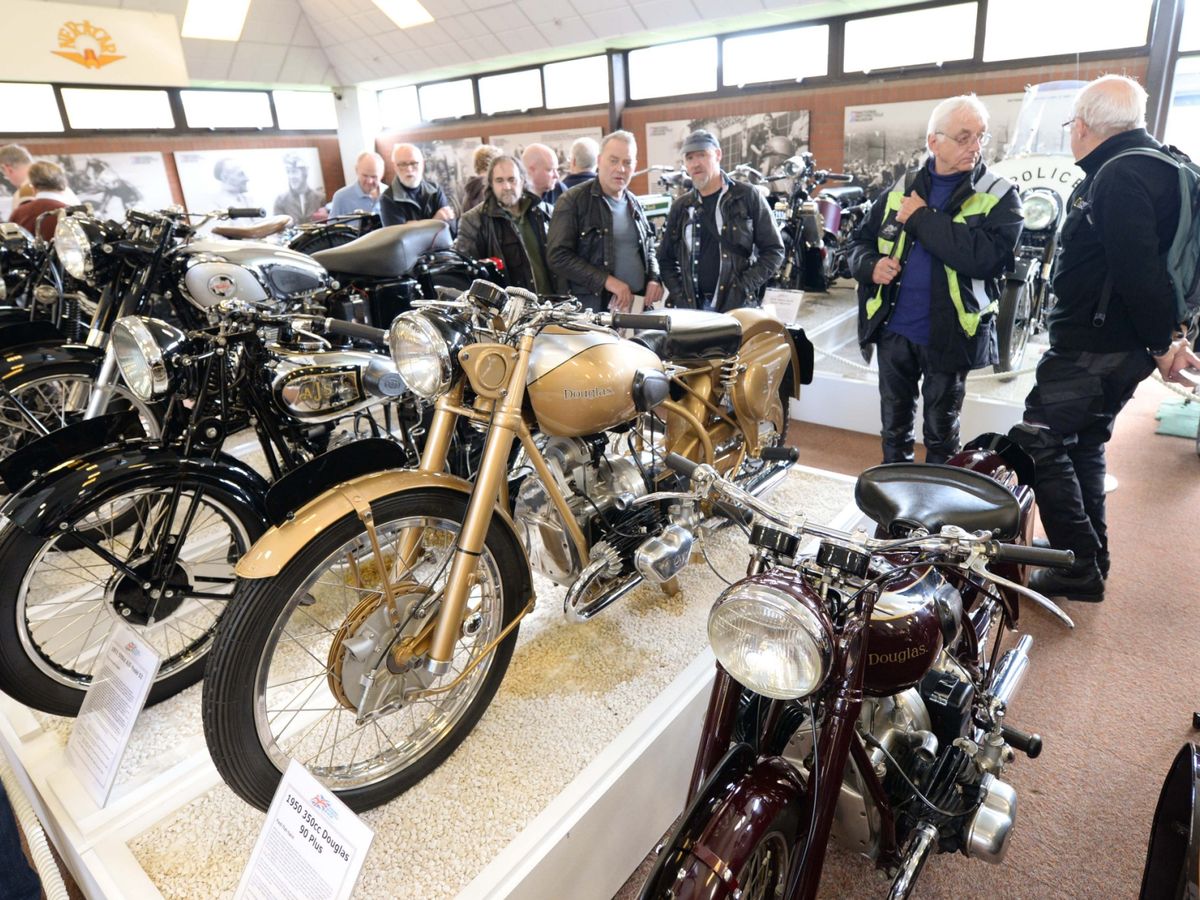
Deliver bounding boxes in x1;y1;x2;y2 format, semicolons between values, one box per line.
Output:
0;465;860;900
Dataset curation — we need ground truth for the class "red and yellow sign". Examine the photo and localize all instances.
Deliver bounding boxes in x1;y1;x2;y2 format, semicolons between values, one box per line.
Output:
53;19;125;70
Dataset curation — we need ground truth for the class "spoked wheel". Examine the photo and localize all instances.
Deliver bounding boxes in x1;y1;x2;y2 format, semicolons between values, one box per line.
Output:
202;488;526;812
741;831;790;900
994;278;1033;376
0;485;255;715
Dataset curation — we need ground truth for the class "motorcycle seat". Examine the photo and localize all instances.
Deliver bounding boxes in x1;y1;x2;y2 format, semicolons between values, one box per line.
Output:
820;185;865;205
312;221;452;278
212;215;292;240
855;463;1021;540
631;308;742;361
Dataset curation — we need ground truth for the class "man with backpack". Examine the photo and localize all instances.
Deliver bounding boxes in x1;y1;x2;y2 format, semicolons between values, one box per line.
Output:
1009;74;1200;602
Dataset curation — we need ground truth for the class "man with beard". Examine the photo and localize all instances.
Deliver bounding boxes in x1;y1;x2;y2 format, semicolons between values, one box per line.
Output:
380;143;454;226
657;129;783;312
453;155;556;295
547;130;662;312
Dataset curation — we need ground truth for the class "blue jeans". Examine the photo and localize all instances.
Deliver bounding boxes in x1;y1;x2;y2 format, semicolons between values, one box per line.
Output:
0;782;42;900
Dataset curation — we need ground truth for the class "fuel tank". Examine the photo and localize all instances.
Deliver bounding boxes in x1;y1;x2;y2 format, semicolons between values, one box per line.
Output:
172;240;329;312
525;328;664;438
863;563;959;696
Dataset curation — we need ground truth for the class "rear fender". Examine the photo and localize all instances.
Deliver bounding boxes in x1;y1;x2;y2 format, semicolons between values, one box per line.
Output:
726;308;813;397
640;746;807;900
1;340;101;379
2;444;271;539
0;319;64;352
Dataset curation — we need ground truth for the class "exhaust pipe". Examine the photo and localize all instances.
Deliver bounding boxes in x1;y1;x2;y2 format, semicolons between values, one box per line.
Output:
888;822;938;899
989;635;1033;709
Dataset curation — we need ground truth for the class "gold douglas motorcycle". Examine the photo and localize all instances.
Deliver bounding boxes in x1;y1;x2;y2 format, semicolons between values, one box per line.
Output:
202;280;814;811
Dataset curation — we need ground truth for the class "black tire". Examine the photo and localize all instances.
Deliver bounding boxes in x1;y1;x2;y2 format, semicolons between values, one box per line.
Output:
202;487;527;812
642;826;791;900
0;483;260;715
994;278;1033;375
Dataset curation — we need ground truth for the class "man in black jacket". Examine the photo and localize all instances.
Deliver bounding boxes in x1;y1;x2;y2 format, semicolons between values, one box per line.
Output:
1009;75;1200;601
849;94;1023;464
380;143;455;227
657;130;784;312
547;130;662;312
453;155;556;295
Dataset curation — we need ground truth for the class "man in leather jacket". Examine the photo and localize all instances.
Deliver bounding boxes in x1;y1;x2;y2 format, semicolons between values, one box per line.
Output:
1008;75;1200;601
657;129;784;312
848;94;1022;465
380;143;454;227
547;131;663;312
453;155;557;295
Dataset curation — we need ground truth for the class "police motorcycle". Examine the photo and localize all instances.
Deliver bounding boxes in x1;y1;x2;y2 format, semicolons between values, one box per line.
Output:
989;81;1086;374
0;294;417;717
639;437;1077;900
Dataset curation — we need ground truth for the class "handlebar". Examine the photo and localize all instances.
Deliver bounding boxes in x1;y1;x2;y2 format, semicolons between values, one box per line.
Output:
322;317;388;346
986;541;1074;569
227;207;266;219
819;172;854;184
611;312;671;331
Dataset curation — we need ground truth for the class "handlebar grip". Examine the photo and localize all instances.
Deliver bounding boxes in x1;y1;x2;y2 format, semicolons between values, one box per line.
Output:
664;453;700;478
989;542;1075;569
228;207;266;219
824;173;854;183
323;318;388;345
760;446;798;463
612;312;671;331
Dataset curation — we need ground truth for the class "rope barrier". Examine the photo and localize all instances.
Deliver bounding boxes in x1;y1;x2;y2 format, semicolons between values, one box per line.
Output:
812;345;1039;380
1151;370;1200;401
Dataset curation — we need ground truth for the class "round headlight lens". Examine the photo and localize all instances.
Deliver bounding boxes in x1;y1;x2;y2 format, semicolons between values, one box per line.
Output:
389;311;451;400
708;583;833;700
1022;193;1057;232
112;316;172;401
54;217;92;280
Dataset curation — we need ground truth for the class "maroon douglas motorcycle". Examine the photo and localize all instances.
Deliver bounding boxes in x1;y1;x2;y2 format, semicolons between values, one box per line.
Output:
636;435;1078;900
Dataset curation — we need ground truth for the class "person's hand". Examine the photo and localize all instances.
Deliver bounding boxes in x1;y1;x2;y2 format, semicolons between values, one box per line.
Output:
894;191;926;224
1154;339;1200;384
310;206;329;223
643;280;664;308
605;275;634;312
872;257;901;285
434;206;455;222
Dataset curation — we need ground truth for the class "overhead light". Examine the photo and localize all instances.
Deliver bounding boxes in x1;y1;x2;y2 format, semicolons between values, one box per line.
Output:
181;0;251;40
373;0;434;29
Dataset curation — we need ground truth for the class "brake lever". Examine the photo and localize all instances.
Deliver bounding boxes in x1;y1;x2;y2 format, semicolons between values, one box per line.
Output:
966;553;1075;629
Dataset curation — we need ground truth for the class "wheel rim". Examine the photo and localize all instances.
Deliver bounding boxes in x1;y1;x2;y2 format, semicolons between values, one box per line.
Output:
741;832;789;900
16;487;248;688
0;373;159;458
1011;285;1032;368
252;512;506;791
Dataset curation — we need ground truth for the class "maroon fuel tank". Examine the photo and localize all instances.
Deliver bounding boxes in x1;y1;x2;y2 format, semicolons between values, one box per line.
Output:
863;562;959;697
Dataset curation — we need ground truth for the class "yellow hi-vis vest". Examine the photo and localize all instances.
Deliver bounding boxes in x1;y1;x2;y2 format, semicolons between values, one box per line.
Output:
866;172;1011;338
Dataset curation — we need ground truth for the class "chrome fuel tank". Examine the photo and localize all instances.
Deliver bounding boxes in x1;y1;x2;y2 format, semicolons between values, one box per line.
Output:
174;240;329;312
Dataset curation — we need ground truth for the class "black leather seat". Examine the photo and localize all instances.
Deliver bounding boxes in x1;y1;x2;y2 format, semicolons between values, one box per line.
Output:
821;185;866;205
312;221;451;278
632;308;741;361
855;463;1021;540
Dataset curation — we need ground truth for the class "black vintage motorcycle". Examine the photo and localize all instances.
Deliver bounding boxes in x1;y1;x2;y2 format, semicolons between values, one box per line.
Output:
639;437;1076;899
994;187;1064;374
0;299;414;717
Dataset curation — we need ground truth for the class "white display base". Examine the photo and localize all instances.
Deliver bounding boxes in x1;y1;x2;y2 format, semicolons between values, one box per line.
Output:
0;470;862;900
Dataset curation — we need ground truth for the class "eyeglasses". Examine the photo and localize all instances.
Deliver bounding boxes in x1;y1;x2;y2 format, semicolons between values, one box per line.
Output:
1062;117;1078;130
395;161;422;169
936;131;992;148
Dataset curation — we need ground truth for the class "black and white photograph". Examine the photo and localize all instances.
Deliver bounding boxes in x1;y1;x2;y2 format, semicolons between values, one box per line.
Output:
174;147;326;223
842;92;1024;197
413;137;482;215
0;151;173;221
645;111;811;174
489;127;604;172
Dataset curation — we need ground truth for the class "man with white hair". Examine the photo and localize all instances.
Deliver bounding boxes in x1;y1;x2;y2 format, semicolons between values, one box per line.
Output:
1009;75;1200;601
849;94;1022;465
380;143;454;227
521;143;562;206
561;137;598;190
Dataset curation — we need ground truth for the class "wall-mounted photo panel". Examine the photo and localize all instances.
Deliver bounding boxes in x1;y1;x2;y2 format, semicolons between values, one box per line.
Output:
0;151;174;221
645;112;811;176
175;147;326;224
411;137;483;215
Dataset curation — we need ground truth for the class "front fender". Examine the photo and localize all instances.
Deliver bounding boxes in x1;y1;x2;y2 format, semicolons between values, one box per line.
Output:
236;468;530;580
1140;742;1200;900
0;319;64;352
3;443;271;538
1;340;101;380
640;746;807;900
0;410;144;493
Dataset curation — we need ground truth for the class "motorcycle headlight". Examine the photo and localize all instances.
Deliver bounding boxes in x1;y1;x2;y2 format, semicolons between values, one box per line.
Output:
54;217;92;280
708;581;834;700
389;311;452;400
112;316;184;401
1021;192;1059;232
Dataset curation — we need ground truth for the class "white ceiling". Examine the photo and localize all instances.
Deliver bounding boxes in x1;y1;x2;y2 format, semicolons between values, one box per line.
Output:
39;0;919;89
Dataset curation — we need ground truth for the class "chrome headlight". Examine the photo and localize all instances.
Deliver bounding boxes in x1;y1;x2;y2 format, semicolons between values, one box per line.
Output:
389;311;452;400
54;217;92;280
1021;191;1060;232
112;316;182;401
708;581;834;700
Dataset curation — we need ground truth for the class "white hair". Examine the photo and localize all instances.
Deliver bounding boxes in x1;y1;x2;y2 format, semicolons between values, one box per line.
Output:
1074;74;1147;136
571;137;598;171
926;94;989;139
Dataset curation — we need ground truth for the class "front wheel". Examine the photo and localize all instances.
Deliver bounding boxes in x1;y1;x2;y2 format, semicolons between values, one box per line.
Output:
994;278;1033;375
202;488;527;812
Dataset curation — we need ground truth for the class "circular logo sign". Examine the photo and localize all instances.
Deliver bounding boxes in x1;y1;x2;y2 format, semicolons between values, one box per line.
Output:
207;273;238;298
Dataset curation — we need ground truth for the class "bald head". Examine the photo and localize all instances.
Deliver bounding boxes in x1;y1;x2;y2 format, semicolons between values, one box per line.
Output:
521;143;559;195
392;142;425;188
1067;75;1147;162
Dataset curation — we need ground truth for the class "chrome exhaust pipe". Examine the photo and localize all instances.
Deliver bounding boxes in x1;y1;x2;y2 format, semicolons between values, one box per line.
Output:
564;571;643;622
888;822;938;899
989;635;1033;709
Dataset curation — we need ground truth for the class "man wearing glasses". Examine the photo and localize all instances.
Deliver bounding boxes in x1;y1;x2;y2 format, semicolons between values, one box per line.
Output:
849;94;1022;464
380;143;455;227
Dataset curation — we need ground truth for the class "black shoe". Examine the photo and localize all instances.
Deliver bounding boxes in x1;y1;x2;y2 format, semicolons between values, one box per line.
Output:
1033;538;1110;579
1029;562;1105;602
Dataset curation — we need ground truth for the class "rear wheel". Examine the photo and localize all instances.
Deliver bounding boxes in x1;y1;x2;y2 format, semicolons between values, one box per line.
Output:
994;278;1033;376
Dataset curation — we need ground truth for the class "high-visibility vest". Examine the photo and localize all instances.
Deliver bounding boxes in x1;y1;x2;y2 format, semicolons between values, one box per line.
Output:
867;172;1011;338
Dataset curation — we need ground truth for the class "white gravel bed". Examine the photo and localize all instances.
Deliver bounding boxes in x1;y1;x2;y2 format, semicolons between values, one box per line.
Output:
123;467;854;900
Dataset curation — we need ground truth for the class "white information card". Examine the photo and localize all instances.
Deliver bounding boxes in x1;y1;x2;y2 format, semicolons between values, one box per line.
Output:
235;759;375;900
65;622;161;808
762;288;805;325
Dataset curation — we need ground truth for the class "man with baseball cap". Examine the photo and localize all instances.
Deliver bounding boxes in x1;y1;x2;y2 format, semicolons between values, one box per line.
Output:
657;129;783;311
